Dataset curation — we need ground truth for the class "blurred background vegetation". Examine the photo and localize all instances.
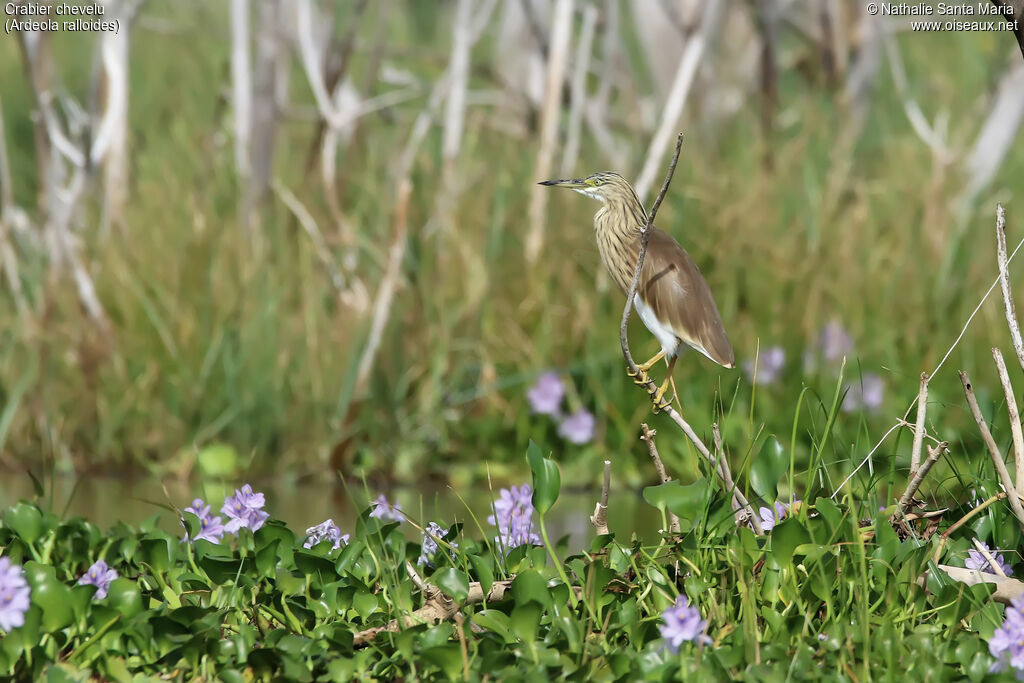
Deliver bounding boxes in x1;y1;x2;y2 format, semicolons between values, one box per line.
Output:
1;0;1023;506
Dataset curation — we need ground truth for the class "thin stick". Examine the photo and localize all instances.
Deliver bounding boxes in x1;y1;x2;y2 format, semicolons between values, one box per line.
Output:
961;370;1024;532
895;442;946;515
621;134;761;533
714;423;764;534
641;424;679;534
972;537;1008;578
589;460;611;536
835;220;1024;496
993;348;1024;486
908;372;930;477
997;204;1024;377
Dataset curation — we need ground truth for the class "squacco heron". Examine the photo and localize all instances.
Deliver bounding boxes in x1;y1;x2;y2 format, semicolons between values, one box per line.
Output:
540;172;734;409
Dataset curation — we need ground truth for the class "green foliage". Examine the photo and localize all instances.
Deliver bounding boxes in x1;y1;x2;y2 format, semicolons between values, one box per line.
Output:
0;480;1014;679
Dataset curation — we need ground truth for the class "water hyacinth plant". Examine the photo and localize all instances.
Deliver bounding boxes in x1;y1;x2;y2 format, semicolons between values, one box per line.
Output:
221;484;269;532
558;409;596;444
526;373;596;444
417;522;457;567
487;484;541;554
77;560;118;600
659;595;711;652
965;541;1013;576
303;519;350;550
526;372;565;416
989;594;1024;676
0;557;29;632
368;494;405;522
183;498;226;543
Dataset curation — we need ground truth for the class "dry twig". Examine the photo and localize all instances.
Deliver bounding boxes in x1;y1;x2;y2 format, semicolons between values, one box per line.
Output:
895;442;946;516
993;348;1024;487
589;460;611;536
908;372;929;477
641;424;680;534
961;371;1024;532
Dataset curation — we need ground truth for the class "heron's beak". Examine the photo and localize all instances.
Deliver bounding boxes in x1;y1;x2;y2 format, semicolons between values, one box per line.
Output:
538;178;586;188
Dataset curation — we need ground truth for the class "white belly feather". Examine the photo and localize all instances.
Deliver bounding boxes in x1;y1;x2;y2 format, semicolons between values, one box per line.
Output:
633;294;717;363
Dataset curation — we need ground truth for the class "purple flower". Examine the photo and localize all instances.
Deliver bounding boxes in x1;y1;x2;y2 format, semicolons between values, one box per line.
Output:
966;541;1013;576
659;595;711;652
527;372;565;416
743;346;786;385
989;593;1024;674
221;484;269;533
183;498;226;543
487;484;541;554
0;557;30;632
77;559;118;600
759;498;800;532
303;519;350;550
558;409;596;444
369;494;405;522
818;320;854;364
842;373;885;414
418;522;458;567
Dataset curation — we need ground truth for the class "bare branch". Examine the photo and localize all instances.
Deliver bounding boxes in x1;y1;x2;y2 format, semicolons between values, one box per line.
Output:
972;537;1008;578
589;460;611;536
896;441;946;515
993;348;1024;486
909;372;930;477
961;370;1024;533
996;204;1024;376
641;424;679;535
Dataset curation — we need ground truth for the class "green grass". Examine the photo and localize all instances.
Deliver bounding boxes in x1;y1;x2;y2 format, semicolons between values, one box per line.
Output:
0;3;1021;501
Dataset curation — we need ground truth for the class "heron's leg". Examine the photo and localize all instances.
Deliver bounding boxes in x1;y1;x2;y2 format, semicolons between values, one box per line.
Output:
651;356;678;413
628;349;667;385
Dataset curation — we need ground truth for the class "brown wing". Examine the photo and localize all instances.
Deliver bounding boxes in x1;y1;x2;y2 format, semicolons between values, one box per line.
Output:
631;228;735;368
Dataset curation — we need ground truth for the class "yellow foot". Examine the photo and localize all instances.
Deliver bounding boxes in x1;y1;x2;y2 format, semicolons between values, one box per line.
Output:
650;380;673;413
628;365;651;386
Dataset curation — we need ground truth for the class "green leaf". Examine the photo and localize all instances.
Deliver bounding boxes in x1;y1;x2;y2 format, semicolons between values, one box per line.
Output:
510;602;543;643
642;479;709;529
472;609;515;643
106;579;143;618
24;562;73;632
3;502;44;544
431;568;469;603
511;569;551;608
468;554;494;596
770;518;812;565
526;441;560;515
750;437;788;499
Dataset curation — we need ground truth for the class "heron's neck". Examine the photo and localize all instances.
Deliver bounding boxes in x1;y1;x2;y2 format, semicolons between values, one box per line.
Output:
593;199;648;294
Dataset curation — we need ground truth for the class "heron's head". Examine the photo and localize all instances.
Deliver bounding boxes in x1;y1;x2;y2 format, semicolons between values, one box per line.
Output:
539;172;635;204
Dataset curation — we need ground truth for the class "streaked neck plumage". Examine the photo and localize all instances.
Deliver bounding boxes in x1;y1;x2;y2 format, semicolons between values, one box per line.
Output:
590;187;650;295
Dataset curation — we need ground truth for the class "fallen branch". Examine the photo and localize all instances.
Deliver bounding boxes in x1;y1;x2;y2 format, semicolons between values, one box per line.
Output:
589;459;611;536
621;134;762;534
924;565;1024;604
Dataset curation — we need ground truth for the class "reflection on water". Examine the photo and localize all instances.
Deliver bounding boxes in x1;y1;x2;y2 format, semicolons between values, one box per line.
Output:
0;475;664;550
